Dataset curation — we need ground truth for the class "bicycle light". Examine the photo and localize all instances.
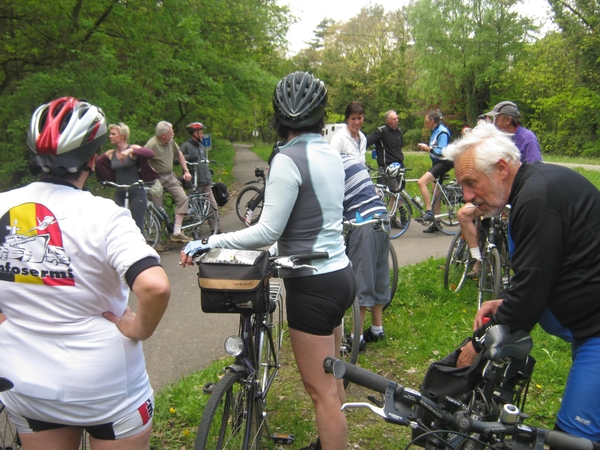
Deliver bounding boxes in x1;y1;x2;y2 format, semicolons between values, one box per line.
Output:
224;336;244;356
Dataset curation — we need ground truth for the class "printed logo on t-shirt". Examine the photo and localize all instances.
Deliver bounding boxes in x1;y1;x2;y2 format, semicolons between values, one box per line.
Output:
0;203;75;286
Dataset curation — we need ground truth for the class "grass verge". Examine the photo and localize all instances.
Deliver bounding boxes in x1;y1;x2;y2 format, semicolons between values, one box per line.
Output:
151;257;571;449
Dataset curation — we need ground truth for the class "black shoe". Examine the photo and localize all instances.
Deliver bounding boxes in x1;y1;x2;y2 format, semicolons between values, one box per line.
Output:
422;223;441;233
390;217;401;229
363;327;385;342
422;210;434;221
341;334;366;353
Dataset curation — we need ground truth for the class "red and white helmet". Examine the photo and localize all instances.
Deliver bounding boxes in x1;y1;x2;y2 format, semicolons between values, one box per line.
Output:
27;96;108;173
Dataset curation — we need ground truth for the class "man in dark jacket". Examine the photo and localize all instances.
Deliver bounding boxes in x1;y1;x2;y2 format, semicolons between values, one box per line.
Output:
179;122;220;233
366;110;404;169
448;123;600;443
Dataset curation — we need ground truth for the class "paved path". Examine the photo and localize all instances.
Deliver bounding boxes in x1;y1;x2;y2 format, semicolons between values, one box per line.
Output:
140;145;454;391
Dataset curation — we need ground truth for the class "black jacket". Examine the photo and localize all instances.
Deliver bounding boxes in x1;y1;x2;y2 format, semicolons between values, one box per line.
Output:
493;162;600;342
180;138;212;186
366;124;404;168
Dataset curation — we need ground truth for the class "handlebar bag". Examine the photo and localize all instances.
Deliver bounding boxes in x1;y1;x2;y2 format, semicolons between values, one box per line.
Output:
197;248;271;314
412;337;486;447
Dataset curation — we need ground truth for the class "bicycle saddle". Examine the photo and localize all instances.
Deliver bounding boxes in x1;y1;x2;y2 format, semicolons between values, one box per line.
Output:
484;325;533;362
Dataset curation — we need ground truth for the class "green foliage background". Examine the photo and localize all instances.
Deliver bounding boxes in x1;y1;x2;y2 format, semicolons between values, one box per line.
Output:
2;0;600;190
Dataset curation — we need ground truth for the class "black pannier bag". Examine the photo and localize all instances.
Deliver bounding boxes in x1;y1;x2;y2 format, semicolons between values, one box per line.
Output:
212;182;229;206
412;337;535;447
197;248;271;314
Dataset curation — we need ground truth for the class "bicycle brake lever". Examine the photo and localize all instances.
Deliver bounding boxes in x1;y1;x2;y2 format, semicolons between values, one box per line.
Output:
342;402;386;419
299;264;318;271
273;258;295;269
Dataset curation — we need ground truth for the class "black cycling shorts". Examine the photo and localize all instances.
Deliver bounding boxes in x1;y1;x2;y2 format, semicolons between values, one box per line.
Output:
284;264;356;336
428;160;454;179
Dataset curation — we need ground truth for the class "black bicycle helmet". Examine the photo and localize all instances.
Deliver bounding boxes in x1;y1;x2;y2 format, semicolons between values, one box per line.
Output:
27;96;108;173
186;122;206;134
272;71;327;128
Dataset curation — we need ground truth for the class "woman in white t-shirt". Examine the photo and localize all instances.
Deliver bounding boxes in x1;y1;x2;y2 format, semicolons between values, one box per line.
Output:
330;101;367;166
0;97;170;450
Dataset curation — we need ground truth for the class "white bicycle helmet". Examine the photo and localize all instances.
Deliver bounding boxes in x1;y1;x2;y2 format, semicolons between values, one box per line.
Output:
27;96;108;173
386;162;402;178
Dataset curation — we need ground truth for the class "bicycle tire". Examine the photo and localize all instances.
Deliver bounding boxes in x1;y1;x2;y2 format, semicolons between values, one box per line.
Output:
0;403;21;449
388;195;412;239
383;244;399;311
143;208;161;249
340;297;361;387
194;371;262;450
478;246;502;310
444;233;471;292
432;192;460;235
236;186;263;226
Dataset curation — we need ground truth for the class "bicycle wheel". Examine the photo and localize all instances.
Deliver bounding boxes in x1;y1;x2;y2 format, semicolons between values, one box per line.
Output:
432;192;460;235
194;371;262;450
477;246;502;310
340;296;361;380
236;186;263;226
383;244;398;311
388;195;411;239
0;402;21;449
444;233;471;292
143;208;161;249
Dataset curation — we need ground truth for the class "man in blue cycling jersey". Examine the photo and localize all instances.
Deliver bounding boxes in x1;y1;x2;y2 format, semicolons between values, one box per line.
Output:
417;111;453;233
448;123;600;443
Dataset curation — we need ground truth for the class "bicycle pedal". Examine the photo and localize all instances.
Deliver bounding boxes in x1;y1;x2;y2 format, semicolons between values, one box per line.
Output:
271;433;295;445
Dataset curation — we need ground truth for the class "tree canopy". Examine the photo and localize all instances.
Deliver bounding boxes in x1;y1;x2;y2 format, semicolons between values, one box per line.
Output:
1;0;599;190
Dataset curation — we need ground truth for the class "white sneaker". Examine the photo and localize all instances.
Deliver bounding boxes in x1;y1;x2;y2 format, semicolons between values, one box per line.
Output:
244;209;254;226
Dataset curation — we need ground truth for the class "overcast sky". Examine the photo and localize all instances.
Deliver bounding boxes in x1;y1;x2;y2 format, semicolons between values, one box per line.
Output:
281;0;553;55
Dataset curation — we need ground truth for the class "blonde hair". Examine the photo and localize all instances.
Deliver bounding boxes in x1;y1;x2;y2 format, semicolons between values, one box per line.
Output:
109;122;130;142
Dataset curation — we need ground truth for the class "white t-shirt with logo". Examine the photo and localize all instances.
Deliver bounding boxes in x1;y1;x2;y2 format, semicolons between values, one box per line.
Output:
0;180;159;425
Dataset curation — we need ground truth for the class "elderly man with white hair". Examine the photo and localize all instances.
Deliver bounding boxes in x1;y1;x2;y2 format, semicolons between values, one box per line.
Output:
447;123;600;443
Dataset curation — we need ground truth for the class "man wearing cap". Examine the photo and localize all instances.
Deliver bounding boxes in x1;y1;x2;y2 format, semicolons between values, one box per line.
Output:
180;122;220;233
485;100;542;163
459;101;542;277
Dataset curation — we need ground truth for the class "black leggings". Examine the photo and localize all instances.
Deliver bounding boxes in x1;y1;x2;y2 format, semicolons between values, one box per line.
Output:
284;264;356;336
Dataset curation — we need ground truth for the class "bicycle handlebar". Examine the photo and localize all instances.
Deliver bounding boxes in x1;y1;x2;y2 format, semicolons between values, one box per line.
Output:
343;214;390;230
185;159;215;165
323;356;600;450
101;180;145;189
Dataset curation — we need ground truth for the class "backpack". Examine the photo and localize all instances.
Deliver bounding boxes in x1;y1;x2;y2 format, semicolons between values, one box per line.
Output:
212;182;229;206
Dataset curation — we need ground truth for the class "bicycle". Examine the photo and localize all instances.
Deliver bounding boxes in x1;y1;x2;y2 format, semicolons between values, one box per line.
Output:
143;160;219;247
339;216;399;369
372;167;463;238
322;325;593;450
477;207;511;309
0;377;20;449
193;252;329;449
235;167;266;226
